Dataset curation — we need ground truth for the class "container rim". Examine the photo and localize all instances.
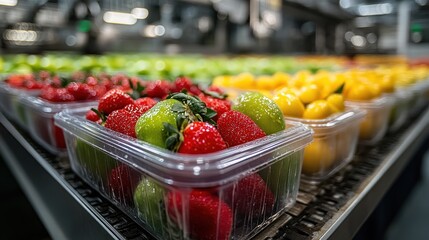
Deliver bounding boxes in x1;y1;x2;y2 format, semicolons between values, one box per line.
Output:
55;107;313;186
284;109;366;131
345;95;393;108
20;95;98;113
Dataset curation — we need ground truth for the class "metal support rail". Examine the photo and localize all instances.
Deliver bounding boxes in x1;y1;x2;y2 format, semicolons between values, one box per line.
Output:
1;107;429;240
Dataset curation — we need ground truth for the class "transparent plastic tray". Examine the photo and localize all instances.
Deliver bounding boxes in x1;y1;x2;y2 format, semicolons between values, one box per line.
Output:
20;95;97;155
285;109;365;182
387;90;412;132
55;107;313;240
0;82;41;129
345;96;394;145
407;80;429;117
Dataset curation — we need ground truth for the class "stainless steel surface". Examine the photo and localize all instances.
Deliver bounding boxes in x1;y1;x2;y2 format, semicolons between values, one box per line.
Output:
0;112;119;240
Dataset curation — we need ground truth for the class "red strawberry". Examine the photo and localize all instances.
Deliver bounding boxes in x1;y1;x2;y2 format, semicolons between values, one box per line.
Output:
123;103;151;117
85;76;98;86
173;77;201;95
40;87;75;102
98;89;134;115
66;82;97;101
143;80;172;99
85;110;100;122
104;109;139;138
224;173;274;218
207;86;224;94
178;122;227;154
52;119;66;148
134;97;157;108
108;164;140;203
167;190;233;240
217;110;266;147
24;79;44;90
198;94;231;121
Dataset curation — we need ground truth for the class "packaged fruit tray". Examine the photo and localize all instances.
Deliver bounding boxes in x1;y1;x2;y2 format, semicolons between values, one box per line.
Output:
285;109;365;183
0;82;41;128
345;96;393;145
55;107;313;240
20;95;97;155
407;80;429;117
387;90;412;132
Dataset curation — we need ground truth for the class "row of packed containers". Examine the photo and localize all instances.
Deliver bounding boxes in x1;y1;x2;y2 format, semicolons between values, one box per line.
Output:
1;64;429;239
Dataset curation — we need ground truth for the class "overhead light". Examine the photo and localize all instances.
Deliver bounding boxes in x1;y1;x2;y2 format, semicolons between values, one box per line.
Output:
103;11;137;25
357;3;393;16
131;7;149;19
339;0;352;9
0;0;17;6
143;25;165;38
351;35;367;48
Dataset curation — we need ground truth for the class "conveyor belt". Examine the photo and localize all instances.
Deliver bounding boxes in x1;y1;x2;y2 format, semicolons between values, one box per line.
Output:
1;108;429;240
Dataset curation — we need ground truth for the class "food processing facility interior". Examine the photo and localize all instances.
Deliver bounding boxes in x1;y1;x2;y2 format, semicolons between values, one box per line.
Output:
0;0;429;240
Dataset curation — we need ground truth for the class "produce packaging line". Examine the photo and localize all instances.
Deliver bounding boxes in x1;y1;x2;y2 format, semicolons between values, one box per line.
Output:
1;105;428;240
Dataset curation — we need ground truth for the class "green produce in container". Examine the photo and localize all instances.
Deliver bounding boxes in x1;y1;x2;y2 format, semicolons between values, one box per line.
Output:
134;178;167;234
75;138;117;183
135;99;181;149
233;92;285;135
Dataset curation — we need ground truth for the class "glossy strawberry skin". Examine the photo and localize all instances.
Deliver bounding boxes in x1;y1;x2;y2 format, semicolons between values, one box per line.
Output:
173;77;201;95
134;97;157;108
98;89;134;115
66;82;97;101
217;110;266;147
224;173;275;218
167;190;233;240
104;109;140;138
40;87;75;102
178;122;227;154
85;110;100;122
123;103;152;117
198;94;231;121
143;80;172;99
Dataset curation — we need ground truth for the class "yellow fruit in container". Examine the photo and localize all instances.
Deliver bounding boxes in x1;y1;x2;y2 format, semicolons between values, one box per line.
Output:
344;84;374;101
213;75;232;87
379;75;395;93
256;76;276;90
233;72;255;89
302;139;335;175
273;92;305;118
303;100;332;119
275;87;298;96
259;90;273;99
292;70;312;88
272;72;291;87
298;84;320;104
326;94;345;113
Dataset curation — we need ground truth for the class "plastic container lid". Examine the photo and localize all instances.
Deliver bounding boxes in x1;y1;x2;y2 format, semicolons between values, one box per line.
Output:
55;107;313;187
284;109;366;136
20;95;97;115
345;95;393;109
0;82;41;95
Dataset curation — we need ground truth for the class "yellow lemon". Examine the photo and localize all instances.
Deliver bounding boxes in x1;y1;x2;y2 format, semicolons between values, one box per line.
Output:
302;139;335;175
344;84;374;101
273;92;305;118
326;94;345;113
303;100;332;119
256;76;277;90
272;72;291;87
298;84;320;104
233;72;255;89
212;75;232;87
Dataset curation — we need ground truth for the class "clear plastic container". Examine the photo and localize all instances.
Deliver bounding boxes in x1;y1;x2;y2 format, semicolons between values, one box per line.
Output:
387;90;412;132
407;81;429;117
20;95;97;154
0;82;41;128
345;96;394;145
285;109;365;182
55;107;313;240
